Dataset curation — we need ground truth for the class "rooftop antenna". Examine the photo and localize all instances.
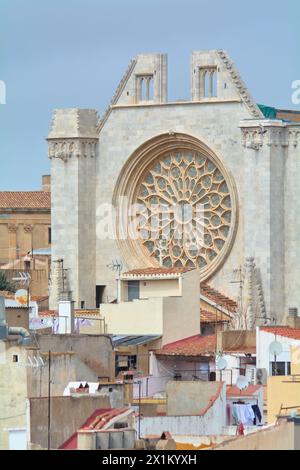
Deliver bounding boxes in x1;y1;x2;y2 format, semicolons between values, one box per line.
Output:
107;259;123;302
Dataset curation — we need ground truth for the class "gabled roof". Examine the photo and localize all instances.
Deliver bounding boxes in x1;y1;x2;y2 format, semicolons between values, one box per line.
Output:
201;284;238;313
0;191;51;210
155;334;216;357
261;326;300;341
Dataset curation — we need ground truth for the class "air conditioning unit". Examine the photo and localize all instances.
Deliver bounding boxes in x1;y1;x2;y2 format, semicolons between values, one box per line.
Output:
256;368;267;386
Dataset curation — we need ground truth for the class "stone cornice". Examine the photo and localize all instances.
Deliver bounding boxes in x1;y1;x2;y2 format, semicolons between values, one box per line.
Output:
48;138;98;161
240;122;300;149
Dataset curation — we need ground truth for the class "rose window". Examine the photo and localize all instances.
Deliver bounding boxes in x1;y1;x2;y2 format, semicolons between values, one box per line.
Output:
134;150;233;270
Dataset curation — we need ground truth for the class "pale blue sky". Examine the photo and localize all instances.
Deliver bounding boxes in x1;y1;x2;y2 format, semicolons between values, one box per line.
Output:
0;0;299;190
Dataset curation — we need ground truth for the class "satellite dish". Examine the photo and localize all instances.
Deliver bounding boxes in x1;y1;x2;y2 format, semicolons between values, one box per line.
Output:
15;289;29;306
269;340;283;356
216;357;227;370
236;375;249;391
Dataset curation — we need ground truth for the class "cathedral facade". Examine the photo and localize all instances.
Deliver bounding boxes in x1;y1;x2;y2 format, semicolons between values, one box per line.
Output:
47;50;300;325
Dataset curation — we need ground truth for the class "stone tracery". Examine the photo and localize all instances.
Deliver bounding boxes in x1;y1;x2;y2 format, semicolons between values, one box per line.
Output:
134;150;233;270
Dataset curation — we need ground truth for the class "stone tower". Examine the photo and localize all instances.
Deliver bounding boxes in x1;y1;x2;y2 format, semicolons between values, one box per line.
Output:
48;109;99;309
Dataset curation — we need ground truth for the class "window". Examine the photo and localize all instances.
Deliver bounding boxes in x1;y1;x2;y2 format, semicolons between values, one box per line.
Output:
115;354;137;376
48;227;51;244
136;75;154;102
200;67;218;98
13;355;18;363
128;281;140;301
270;361;290;376
80;301;85;309
96;285;105;308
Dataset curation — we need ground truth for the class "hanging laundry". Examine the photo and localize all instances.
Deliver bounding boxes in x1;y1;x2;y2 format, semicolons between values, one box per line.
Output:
252;404;262;425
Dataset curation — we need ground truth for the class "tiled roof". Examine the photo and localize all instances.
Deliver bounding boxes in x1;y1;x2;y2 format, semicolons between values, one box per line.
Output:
155;334;216;357
276;109;300;123
74;309;100;317
39;310;56;317
227;384;261;397
39;309;100;318
82;407;129;431
0;291;48;303
261;326;300;341
0;191;51;209
123;267;193;276
0;290;15;299
201;284;238;313
59;408;130;450
201;309;231;324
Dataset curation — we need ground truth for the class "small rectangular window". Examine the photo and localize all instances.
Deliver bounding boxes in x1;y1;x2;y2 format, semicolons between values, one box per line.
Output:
48;227;51;244
13;355;18;363
271;361;286;376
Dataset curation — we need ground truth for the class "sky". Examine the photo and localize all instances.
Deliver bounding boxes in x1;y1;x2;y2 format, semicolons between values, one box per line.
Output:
0;0;299;190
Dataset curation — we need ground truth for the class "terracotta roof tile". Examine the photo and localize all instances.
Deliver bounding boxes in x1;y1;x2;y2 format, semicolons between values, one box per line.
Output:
123;267;193;276
0;290;15;299
39;310;56;317
59;408;131;449
201;309;231;324
261;326;300;341
39;309;100;318
0;191;51;209
155;334;216;357
201;284;238;313
0;291;48;303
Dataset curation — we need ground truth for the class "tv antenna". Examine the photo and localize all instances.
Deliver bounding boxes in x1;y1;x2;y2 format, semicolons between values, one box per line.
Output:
107;259;123;302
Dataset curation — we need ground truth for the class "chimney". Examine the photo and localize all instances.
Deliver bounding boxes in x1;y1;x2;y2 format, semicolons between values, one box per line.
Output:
287;308;300;329
42;175;51;192
58;300;75;334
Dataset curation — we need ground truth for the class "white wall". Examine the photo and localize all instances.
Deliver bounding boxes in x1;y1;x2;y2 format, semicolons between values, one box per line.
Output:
256;327;300;374
139;279;180;299
139;383;226;437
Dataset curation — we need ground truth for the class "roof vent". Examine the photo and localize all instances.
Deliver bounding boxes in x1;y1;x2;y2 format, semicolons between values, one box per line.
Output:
288;308;298;318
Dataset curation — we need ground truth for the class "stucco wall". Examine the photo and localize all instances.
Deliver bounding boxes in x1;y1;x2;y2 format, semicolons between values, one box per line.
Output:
166;381;224;416
37;334;114;380
256;328;299;374
267;376;300;424
139;382;226;437
139;279;180;299
28;395;111;449
0;342;28;450
162;270;200;345
103;297;164;336
214;421;296;450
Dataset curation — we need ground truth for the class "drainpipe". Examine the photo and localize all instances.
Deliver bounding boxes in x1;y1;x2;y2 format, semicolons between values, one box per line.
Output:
8;326;31;345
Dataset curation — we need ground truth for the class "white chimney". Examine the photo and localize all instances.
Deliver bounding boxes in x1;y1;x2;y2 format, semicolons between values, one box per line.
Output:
58;301;75;334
